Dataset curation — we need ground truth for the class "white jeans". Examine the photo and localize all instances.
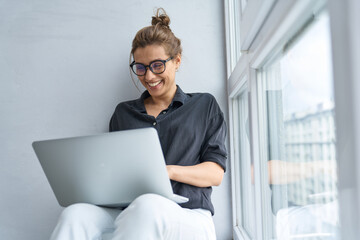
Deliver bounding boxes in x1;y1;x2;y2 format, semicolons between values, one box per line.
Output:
50;193;216;240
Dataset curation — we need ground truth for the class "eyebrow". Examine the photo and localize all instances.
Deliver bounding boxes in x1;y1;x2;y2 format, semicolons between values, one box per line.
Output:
134;58;166;65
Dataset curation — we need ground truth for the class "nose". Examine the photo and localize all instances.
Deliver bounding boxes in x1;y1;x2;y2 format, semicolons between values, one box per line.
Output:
144;67;156;80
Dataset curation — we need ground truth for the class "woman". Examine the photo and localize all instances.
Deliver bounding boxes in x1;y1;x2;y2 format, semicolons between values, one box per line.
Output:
50;8;227;240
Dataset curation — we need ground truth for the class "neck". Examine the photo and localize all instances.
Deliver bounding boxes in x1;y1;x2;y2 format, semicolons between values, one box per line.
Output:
149;85;177;107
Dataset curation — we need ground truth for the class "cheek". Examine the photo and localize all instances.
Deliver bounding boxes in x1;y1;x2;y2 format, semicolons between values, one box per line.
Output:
138;76;146;85
165;67;177;80
163;72;175;82
159;70;175;81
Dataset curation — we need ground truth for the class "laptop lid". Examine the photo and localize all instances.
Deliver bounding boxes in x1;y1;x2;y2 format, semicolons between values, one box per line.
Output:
32;127;188;207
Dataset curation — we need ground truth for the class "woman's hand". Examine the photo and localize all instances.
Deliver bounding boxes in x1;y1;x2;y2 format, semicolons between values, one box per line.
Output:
166;162;224;188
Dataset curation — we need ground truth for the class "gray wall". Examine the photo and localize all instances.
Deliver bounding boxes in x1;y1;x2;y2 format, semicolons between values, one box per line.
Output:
0;0;232;239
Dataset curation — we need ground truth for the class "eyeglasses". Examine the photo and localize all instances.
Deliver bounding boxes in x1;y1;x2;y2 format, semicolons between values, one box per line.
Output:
130;57;173;76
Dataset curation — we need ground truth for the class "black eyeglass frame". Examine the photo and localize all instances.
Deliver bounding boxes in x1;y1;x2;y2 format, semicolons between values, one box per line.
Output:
130;57;174;76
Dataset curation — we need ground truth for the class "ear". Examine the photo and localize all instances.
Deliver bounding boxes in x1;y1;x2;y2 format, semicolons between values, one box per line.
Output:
174;54;181;69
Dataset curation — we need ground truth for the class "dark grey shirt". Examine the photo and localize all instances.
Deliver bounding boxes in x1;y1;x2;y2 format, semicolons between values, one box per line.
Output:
109;86;227;215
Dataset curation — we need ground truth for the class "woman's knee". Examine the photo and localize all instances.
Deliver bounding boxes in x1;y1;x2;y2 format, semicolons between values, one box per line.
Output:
59;203;98;224
116;194;177;223
130;193;175;213
113;194;177;238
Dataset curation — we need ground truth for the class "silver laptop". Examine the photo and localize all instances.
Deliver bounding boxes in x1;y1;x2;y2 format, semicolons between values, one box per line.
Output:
32;127;188;207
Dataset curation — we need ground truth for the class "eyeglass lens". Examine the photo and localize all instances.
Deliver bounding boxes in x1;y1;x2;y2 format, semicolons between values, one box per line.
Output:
133;60;166;76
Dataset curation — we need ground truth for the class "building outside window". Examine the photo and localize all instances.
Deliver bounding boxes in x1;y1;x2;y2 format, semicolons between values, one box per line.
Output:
257;11;339;239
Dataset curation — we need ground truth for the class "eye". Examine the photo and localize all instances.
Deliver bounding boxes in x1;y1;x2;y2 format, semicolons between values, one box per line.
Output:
151;62;165;71
135;64;146;74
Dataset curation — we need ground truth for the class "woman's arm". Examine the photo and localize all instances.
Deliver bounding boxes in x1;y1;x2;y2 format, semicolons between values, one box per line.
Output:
266;159;337;184
166;162;224;187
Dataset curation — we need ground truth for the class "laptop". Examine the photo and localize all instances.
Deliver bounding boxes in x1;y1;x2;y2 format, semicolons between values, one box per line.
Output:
32;127;188;207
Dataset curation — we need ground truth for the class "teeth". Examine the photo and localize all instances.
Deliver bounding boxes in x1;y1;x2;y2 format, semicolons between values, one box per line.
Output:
148;81;161;87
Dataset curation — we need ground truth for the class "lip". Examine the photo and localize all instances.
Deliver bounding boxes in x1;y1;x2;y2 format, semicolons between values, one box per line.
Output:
146;80;163;90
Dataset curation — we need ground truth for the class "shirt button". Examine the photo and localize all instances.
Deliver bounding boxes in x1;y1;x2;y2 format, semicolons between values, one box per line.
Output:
153;122;157;126
163;111;166;114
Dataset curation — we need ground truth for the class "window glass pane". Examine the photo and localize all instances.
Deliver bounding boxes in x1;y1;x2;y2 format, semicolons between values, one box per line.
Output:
241;0;248;13
259;12;339;239
236;88;255;237
233;0;242;67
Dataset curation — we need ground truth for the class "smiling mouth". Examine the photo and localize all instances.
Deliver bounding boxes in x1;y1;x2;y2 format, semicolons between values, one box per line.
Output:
147;80;162;87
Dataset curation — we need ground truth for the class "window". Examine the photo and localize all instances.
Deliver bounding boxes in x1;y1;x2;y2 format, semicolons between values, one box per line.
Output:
237;84;255;238
225;1;343;239
224;0;242;75
257;12;339;239
229;77;256;239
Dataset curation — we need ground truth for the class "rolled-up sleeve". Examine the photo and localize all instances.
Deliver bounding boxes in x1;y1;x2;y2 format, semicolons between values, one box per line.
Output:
200;112;227;172
109;112;118;132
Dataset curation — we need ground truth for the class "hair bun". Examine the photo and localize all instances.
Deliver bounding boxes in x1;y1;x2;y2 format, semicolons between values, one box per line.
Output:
151;8;170;28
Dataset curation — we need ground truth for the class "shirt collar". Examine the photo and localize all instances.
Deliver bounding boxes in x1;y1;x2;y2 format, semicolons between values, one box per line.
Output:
171;85;188;106
135;85;188;111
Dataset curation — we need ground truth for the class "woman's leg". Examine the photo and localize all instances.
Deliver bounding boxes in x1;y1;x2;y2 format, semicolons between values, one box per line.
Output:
112;194;216;240
50;203;122;240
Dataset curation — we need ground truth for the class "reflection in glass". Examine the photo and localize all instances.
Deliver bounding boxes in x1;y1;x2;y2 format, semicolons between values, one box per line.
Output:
260;12;339;239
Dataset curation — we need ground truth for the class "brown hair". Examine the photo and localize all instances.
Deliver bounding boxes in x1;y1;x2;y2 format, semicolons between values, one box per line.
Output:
131;8;182;59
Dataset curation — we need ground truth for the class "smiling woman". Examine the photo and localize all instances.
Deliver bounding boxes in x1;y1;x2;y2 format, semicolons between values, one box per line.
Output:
129;8;182;94
48;7;227;240
132;44;180;115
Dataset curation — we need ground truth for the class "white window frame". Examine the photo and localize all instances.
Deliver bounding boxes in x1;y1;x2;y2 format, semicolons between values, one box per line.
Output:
225;0;337;239
224;0;242;77
239;0;276;50
328;0;360;238
228;72;251;240
228;55;262;240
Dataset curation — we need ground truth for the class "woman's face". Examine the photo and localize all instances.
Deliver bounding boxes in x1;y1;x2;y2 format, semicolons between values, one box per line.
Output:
133;45;181;100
